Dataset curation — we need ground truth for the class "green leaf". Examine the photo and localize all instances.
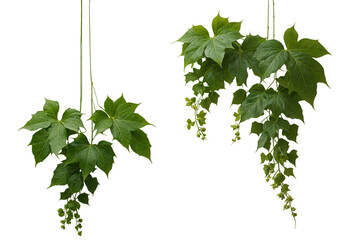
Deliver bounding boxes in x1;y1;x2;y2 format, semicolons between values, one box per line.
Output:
282;124;298;142
78;193;89;205
232;89;247;105
200;97;211;111
275;139;289;155
284;168;295;178
279;51;326;106
49;162;79;187
223;35;265;85
95;141;115;176
110;112;149;149
204;31;242;66
48;122;67;156
212;13;229;36
209;92;220;104
284;25;298;49
266;87;304;121
184;38;210;66
61;108;84;132
193;83;206;96
263;120;279;138
273;172;286;185
257;131;270;150
130;129;151;161
67;171;84;193
288;150;298;166
251;121;263;136
104;96;116;117
43;99;59;119
90;110;113;135
29;128;51;165
292;39;330;58
254;40;288;79
177;25;210;43
240;84;267;122
201;59;226;91
66;134;115;179
85;175;99;195
185;69;201;83
21;111;55;131
60;188;72;200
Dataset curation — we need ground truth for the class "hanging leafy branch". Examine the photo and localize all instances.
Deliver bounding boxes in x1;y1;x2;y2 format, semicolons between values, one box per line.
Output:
176;12;329;225
20;0;152;236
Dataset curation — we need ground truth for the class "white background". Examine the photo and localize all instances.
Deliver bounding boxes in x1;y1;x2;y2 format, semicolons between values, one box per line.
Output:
0;0;350;239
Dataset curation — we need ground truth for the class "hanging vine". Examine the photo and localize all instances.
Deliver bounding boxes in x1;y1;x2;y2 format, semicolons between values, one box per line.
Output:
21;0;152;236
177;1;329;226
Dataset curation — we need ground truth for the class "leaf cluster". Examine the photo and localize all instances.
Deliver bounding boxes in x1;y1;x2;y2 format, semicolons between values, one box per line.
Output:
177;13;329;224
21;96;152;235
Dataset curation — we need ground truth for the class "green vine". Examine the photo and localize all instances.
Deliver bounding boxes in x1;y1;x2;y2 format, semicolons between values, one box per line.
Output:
21;0;152;236
176;3;329;226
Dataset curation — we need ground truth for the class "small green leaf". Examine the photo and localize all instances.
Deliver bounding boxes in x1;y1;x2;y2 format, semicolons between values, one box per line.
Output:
288;150;298;166
275;139;289;155
61;108;84;132
274;172;286;185
29;128;51;165
43;99;59;119
209;92;220;105
90;110;113;135
232;89;246;105
284;168;295;178
21;111;55;131
212;13;229;36
251;121;263;136
85;175;99;195
263;121;279;138
282;124;299;142
192;83;206;96
67;171;84;193
284;25;298;49
257;131;270;150
104;96;116;117
130;129;151;161
78;193;89;205
60;188;72;200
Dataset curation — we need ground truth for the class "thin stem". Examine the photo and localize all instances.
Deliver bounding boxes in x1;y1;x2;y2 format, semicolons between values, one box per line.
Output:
89;0;94;143
79;0;83;112
267;0;270;39
273;0;276;40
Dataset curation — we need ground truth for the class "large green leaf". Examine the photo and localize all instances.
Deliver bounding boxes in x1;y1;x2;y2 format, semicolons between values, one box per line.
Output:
279;51;326;106
179;14;243;67
265;87;304;121
65;134;115;179
223;35;265;85
240;84;267;122
254;40;288;79
29;128;51;165
49;162;79;187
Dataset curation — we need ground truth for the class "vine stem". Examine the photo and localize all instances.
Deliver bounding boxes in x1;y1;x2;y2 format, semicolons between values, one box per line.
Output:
267;0;270;39
79;0;83;112
273;0;276;40
89;0;94;143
